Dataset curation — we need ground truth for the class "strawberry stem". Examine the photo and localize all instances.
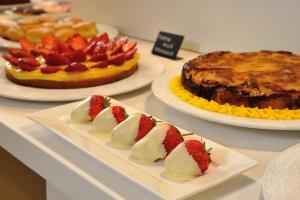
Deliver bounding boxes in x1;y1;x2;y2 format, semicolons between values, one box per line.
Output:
181;132;194;137
104;96;111;107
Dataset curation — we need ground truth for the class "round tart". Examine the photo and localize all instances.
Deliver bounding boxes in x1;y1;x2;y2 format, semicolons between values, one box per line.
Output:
182;51;300;110
3;33;139;89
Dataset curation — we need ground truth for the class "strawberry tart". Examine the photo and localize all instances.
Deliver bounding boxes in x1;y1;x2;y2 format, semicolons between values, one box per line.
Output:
2;33;139;89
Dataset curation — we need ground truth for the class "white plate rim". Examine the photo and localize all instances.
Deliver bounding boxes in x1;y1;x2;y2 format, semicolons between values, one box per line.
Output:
262;143;300;200
28;98;258;200
0;22;119;49
151;69;300;130
0;55;164;101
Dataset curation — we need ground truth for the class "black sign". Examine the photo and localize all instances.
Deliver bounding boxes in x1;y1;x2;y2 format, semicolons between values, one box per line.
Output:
152;31;184;59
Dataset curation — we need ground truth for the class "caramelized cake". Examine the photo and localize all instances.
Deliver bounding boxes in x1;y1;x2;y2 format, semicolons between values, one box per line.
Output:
182;51;300;109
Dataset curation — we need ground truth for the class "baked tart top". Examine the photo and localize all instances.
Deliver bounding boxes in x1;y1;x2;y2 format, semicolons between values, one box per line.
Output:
184;51;300;97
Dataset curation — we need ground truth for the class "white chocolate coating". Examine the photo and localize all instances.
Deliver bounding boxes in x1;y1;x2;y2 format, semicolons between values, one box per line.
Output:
110;113;142;148
132;123;169;163
165;143;202;180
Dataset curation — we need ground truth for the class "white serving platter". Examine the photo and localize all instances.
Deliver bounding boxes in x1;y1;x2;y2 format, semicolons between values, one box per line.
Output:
262;143;300;200
28;97;257;200
151;69;300;130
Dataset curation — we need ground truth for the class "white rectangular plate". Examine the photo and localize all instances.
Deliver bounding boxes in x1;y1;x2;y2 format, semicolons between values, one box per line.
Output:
28;98;257;200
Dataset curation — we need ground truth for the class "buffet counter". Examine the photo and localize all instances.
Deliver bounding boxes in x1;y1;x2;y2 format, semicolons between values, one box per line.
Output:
0;38;299;200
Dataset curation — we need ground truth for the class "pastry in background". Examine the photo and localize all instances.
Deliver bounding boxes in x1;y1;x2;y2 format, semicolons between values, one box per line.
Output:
0;16;99;43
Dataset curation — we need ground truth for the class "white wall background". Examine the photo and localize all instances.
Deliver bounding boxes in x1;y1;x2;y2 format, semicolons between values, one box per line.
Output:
70;0;300;53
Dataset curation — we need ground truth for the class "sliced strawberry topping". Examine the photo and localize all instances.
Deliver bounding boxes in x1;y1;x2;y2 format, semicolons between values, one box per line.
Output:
18;57;40;67
91;60;108;68
125;49;137;60
17;58;39;71
31;46;50;57
69;50;86;62
44;53;70;66
93;42;107;55
2;55;18;66
7;48;32;58
106;39;116;53
162;125;184;155
89;95;111;120
90;32;110;44
90;53;107;62
52;40;71;54
84;40;97;55
184;140;211;173
41;35;56;50
20;39;36;52
135;114;156;142
109;42;123;56
118;36;128;46
41;66;61;74
123;41;137;52
67;34;88;51
108;53;126;65
65;62;88;72
111;106;127;124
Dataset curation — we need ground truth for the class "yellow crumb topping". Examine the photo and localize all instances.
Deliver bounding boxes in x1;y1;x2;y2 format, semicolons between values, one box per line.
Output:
169;76;300;120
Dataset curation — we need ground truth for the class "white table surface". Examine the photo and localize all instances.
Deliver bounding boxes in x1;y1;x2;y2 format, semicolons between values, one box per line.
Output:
0;39;299;200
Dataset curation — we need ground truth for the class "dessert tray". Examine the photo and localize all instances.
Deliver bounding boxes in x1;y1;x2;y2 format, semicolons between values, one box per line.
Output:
262;143;300;200
152;69;300;130
0;22;119;49
0;55;163;101
28;97;257;200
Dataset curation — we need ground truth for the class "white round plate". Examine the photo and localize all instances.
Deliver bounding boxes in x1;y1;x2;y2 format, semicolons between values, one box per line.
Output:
0;55;164;101
262;143;300;200
151;69;300;130
0;22;119;49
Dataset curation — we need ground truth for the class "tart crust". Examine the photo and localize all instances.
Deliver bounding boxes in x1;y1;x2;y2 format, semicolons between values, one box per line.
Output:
6;64;138;89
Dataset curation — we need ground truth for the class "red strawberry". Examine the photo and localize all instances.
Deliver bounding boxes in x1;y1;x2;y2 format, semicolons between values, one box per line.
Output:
125;48;137;60
162;125;184;155
65;62;88;72
106;39;116;52
135;115;156;141
184;140;211;173
84;40;97;55
18;57;39;67
20;39;36;52
90;32;109;44
17;57;39;71
108;53;126;65
63;50;87;62
93;41;107;55
44;53;70;66
111;106;128;123
118;36;128;46
52;40;71;54
41;66;61;74
31;46;50;57
123;41;137;52
89;95;111;120
67;34;88;51
109;42;123;55
41;35;56;49
2;55;18;66
90;53;107;62
7;48;32;58
91;60;108;68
